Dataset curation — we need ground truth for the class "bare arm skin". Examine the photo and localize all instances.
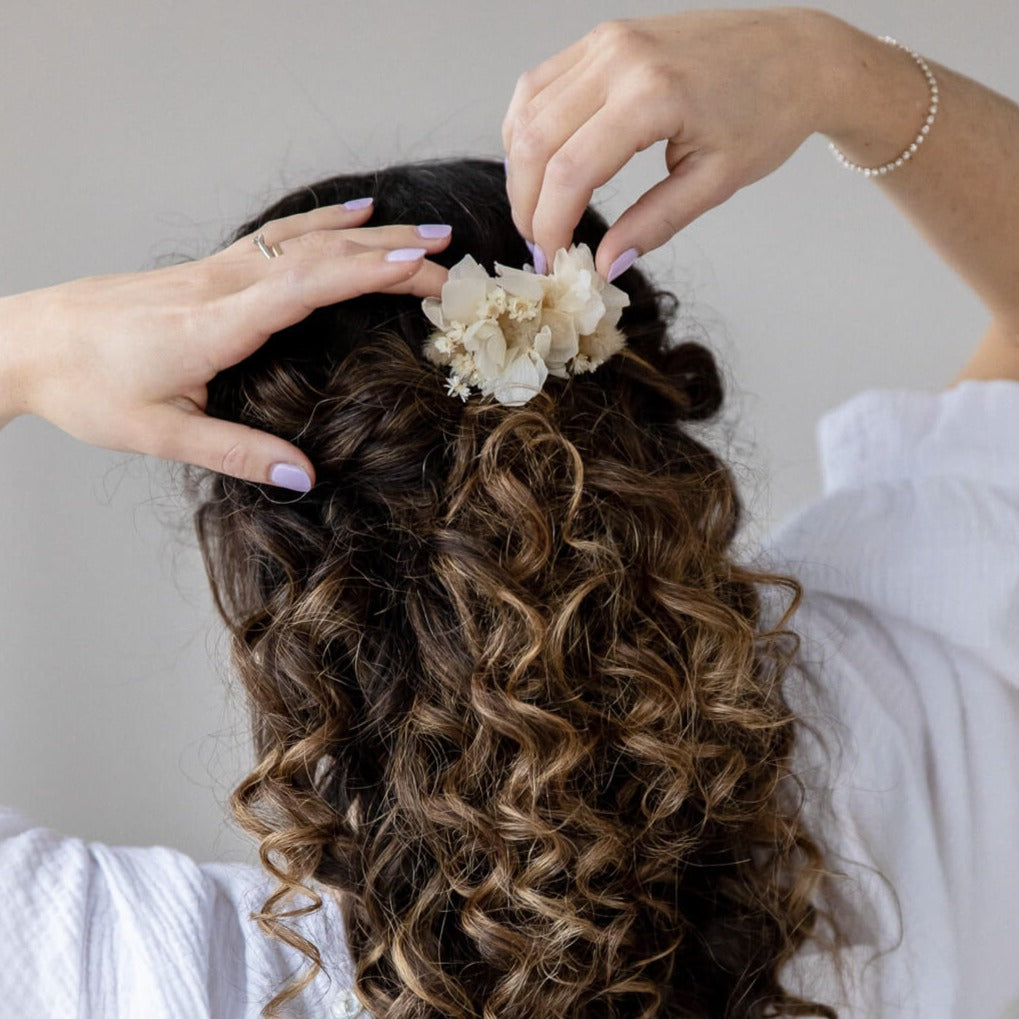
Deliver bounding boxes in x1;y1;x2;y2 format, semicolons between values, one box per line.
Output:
819;18;1019;381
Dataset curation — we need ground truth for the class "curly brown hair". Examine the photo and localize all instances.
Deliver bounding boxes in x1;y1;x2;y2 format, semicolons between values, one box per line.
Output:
191;159;842;1018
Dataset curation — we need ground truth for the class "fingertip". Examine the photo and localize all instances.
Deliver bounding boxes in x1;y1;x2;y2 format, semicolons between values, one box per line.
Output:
268;461;315;493
341;196;375;212
605;246;640;283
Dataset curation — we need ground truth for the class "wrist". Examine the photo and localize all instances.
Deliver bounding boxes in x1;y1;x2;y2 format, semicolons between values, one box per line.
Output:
811;13;935;163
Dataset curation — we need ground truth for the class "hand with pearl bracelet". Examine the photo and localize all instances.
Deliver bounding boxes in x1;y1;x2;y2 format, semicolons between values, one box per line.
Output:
502;7;1019;385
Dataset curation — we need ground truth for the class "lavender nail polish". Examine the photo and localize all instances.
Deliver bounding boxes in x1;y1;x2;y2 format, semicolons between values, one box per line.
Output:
607;247;639;283
269;463;312;493
342;197;374;211
386;247;427;263
416;223;452;239
532;244;547;275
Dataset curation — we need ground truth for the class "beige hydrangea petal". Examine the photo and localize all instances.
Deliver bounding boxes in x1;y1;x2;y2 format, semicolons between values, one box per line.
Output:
463;319;507;378
422;297;445;329
539;308;579;369
448;254;487;281
493;263;547;303
532;324;552;361
441;275;489;324
488;348;549;406
600;280;630;325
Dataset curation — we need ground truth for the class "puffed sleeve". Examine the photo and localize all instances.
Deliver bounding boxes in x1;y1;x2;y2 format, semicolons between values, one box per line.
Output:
765;380;1019;1019
0;806;353;1018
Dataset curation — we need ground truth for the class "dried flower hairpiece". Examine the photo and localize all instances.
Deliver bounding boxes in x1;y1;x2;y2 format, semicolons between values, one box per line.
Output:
421;243;630;406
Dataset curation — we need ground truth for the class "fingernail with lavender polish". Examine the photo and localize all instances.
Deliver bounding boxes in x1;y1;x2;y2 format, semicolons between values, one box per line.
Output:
386;247;427;263
532;244;547;275
416;223;452;239
503;156;509;176
269;463;312;493
342;197;374;211
607;247;639;283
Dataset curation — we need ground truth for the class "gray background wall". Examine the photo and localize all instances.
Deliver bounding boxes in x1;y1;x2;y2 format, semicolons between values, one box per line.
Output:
0;0;1011;864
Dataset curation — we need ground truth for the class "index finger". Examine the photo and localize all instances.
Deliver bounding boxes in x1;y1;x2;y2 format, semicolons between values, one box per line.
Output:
501;33;589;153
219;251;447;368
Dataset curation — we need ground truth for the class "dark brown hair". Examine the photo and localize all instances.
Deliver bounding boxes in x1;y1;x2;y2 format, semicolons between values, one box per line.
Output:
191;158;840;1018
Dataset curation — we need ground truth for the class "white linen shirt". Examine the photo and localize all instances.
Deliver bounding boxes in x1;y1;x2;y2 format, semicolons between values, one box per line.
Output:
1;379;1017;1018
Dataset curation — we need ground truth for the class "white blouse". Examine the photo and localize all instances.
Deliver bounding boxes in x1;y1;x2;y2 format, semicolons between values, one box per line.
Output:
1;379;1017;1018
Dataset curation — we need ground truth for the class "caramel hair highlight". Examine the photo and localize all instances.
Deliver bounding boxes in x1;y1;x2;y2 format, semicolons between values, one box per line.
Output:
191;159;842;1018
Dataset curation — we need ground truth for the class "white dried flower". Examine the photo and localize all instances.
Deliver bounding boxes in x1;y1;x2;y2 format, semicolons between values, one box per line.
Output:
445;375;471;401
422;243;629;406
477;286;508;319
506;294;540;321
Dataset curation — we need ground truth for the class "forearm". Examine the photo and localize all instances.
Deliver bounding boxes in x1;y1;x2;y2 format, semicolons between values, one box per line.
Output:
0;293;36;430
815;12;1019;328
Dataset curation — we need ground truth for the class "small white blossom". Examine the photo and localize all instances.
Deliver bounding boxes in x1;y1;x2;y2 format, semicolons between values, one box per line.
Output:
483;346;549;406
506;294;540;321
494;262;547;304
445;375;471;401
450;350;477;382
477;286;508;319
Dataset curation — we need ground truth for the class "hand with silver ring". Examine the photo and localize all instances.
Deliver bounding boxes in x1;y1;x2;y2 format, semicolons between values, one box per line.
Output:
0;200;451;491
253;233;284;259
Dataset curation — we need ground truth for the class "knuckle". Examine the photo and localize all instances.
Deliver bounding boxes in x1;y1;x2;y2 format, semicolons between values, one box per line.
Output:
630;60;677;101
544;150;580;189
515;67;540;99
593;18;638;53
330;236;357;258
219;441;250;478
281;264;311;295
513;117;549;161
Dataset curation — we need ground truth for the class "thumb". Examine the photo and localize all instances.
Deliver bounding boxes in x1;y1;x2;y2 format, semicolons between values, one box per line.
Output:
595;152;735;279
143;402;316;492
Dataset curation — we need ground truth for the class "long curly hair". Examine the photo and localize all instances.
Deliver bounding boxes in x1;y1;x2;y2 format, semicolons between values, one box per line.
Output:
191;158;842;1018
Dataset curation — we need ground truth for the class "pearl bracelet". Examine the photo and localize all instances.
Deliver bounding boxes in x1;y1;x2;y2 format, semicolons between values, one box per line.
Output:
828;36;940;178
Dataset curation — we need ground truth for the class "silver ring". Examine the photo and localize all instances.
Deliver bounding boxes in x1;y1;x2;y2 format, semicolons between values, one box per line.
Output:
253;233;284;260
